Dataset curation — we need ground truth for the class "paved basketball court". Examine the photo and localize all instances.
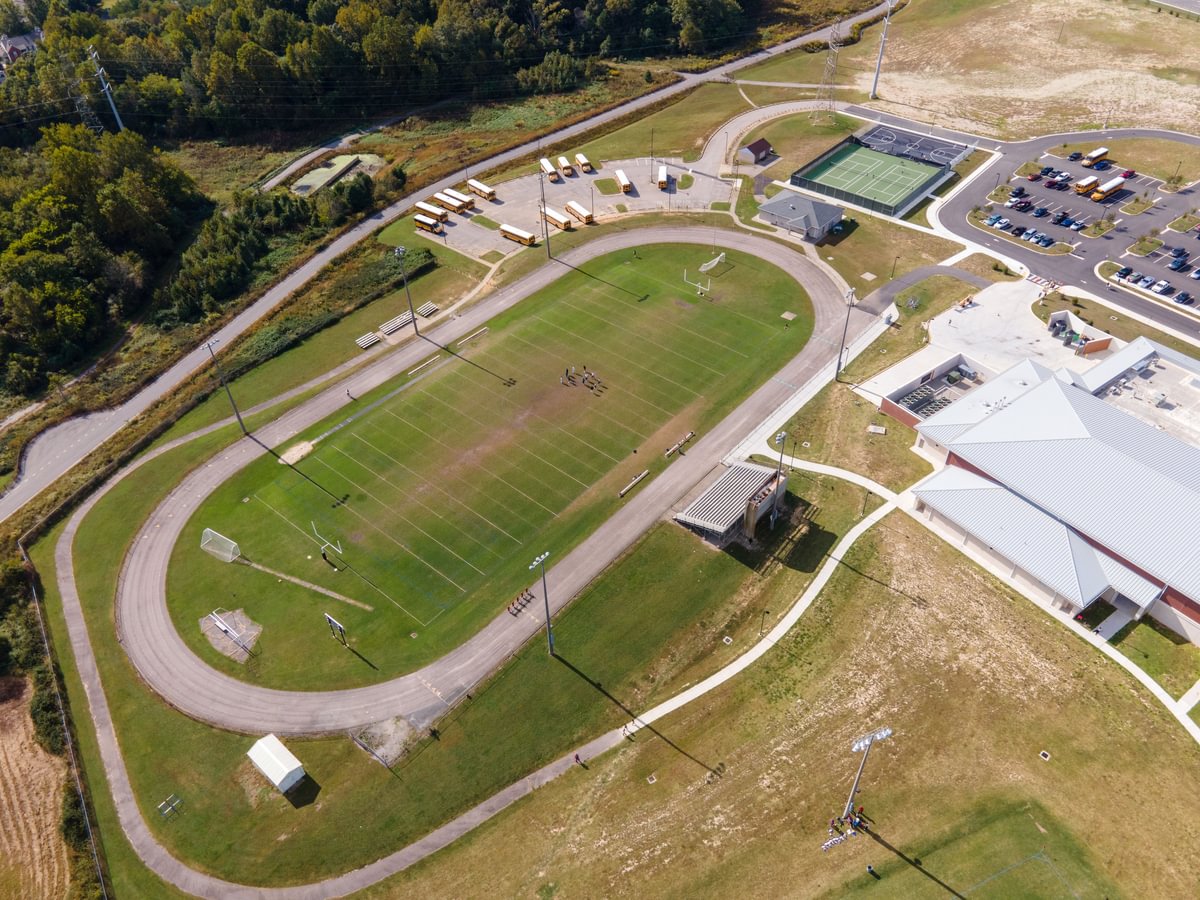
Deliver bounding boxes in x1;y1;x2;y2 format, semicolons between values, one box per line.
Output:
858;124;968;166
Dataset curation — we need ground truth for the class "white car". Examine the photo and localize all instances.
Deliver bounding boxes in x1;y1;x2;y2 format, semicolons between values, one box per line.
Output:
993;217;1010;229
1152;280;1172;294
1190;269;1200;280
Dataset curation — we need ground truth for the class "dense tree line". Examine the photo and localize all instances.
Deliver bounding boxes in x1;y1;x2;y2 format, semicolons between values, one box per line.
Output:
0;0;748;143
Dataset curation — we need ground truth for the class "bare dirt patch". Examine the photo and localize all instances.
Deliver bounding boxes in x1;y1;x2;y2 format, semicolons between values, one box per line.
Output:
0;677;69;898
200;608;263;663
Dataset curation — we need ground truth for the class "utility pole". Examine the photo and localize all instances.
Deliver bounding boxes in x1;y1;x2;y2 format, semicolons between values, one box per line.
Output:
87;46;124;132
834;287;857;382
529;552;554;655
842;726;892;820
538;171;551;259
203;339;247;436
393;247;419;336
869;0;895;101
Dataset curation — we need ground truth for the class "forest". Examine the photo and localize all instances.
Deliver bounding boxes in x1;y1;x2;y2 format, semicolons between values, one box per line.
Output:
0;0;752;143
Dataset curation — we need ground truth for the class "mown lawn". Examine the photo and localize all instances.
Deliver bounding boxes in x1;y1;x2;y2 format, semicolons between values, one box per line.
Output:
818;214;963;297
1113;617;1200;700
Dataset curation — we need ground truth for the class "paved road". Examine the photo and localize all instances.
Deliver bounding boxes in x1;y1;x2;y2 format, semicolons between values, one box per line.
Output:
0;0;895;528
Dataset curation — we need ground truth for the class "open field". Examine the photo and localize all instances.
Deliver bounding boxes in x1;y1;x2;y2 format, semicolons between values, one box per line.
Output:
816;213;962;297
163;140;301;204
36;421;869;885
169;244;813;689
745;112;859;184
361;512;1200;898
0;677;70;899
738;0;1200;137
1056;138;1200;186
1112;618;1200;699
952;253;1021;282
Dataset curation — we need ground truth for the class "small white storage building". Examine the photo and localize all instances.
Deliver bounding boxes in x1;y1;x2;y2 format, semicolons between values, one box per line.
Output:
247;734;306;794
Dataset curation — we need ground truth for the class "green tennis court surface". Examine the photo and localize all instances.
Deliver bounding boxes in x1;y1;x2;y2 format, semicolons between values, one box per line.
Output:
804;143;937;208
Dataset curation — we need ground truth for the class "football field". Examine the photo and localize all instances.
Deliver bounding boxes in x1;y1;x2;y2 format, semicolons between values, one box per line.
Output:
170;244;814;689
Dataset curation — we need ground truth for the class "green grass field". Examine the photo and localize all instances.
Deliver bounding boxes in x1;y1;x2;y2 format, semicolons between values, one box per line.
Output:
1112;617;1200;700
169;244;814;689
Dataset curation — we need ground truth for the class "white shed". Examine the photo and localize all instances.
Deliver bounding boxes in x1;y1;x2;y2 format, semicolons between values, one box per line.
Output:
247;734;306;794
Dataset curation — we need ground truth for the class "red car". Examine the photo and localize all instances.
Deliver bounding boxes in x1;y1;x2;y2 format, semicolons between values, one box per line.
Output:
1026;173;1042;181
1121;169;1136;178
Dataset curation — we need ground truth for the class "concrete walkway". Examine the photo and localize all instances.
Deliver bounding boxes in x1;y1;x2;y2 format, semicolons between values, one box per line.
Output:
1095;608;1134;641
1177;677;1200;713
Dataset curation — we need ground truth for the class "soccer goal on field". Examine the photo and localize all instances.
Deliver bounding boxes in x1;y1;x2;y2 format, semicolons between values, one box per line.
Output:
201;528;241;563
699;252;725;273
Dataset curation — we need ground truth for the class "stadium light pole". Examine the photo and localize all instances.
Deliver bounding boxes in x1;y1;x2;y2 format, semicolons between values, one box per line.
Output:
834;287;858;382
202;338;247;436
842;726;892;820
538;171;551;260
394;246;419;336
868;0;896;101
771;430;788;528
529;552;554;655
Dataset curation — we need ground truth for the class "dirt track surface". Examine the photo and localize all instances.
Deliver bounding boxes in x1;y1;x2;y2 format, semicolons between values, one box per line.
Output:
0;677;69;899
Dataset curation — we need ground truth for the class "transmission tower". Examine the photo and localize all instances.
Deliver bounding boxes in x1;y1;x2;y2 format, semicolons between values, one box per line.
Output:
811;19;842;122
88;46;124;131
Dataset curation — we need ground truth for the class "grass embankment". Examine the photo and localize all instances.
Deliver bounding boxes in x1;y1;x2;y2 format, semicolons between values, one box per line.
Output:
363;511;1200;897
952;253;1021;282
747;112;858;184
819;215;962;297
170;244;813;689
164;141;300;204
1113;618;1200;700
40;435;867;885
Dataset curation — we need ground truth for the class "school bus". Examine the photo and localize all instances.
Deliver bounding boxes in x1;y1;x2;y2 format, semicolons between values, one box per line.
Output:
539;158;559;181
575;153;592;173
565;200;593;224
1072;175;1100;195
557;155;574;176
1090;176;1126;202
615;169;631;193
466;178;496;201
432;192;468;213
1081;147;1109;168
415;200;448;222
657;165;669;190
443;187;476;210
499;224;536;245
542;205;572;230
414;214;443;234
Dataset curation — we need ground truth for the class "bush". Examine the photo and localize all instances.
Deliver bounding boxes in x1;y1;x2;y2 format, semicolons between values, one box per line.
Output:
30;665;65;755
0;634;11;676
60;785;90;852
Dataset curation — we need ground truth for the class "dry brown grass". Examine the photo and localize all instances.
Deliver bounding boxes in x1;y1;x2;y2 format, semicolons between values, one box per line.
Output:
361;513;1200;899
0;677;69;899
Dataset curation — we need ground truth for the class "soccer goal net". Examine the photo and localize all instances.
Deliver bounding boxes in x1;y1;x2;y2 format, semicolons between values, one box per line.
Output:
201;528;241;563
699;252;725;273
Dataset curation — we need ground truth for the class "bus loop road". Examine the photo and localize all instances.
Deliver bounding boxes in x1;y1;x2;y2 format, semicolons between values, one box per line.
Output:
60;227;885;737
0;0;895;528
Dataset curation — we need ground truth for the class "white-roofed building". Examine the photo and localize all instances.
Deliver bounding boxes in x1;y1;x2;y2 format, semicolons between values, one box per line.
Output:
675;462;786;543
912;357;1200;641
247;734;306;794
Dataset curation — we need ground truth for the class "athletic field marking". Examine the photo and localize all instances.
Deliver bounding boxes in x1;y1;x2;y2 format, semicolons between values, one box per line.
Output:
330;446;510;561
360;415;553;526
381;408;565;517
252;493;430;624
310;456;489;577
350;434;525;545
415;389;598;489
407;356;441;376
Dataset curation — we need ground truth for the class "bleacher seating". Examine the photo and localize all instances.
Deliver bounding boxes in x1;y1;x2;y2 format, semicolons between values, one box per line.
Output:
379;311;414;335
355;332;381;350
417;302;438;317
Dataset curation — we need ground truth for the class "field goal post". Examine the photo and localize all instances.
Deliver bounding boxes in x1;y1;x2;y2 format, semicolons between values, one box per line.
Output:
683;269;711;297
699;251;725;273
201;528;241;563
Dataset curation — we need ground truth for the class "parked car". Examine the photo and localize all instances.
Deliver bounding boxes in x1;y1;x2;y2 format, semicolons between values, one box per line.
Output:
1053;172;1071;183
1033;207;1049;217
985;213;1002;225
1169;257;1189;271
1116;265;1133;278
1121;169;1136;179
1152;280;1173;294
1191;268;1200;280
1139;275;1156;288
1070;221;1086;231
1068;151;1084;161
1129;271;1143;282
993;217;1011;229
1027;172;1042;181
1011;226;1027;238
1011;186;1027;198
1170;246;1188;258
1175;292;1193;305
1040;165;1055;176
1052;211;1067;224
1038;235;1055;247
1015;200;1033;211
1005;197;1021;208
1093;161;1111;171
1061;217;1076;228
1024;230;1042;242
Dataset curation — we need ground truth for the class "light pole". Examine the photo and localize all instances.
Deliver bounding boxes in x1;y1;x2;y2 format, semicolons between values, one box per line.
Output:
202;338;247;435
649;127;655;183
834;287;858;382
394;246;419;336
1173;160;1183;183
590;183;594;214
891;255;899;279
529;551;554;655
843;726;892;820
538;171;551;260
868;0;895;101
771;430;788;528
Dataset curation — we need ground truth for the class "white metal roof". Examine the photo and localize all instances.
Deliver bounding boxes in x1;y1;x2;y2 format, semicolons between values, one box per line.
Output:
676;462;777;535
914;466;1161;608
247;734;303;788
939;376;1200;602
916;358;1054;446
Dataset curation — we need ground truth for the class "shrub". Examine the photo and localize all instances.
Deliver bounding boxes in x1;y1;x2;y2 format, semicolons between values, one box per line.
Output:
30;665;65;755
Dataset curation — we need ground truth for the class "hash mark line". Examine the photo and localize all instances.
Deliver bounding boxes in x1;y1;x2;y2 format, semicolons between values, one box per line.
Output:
252;493;429;624
350;434;524;545
331;445;511;560
416;389;598;489
381;408;564;517
311;456;488;577
502;330;678;420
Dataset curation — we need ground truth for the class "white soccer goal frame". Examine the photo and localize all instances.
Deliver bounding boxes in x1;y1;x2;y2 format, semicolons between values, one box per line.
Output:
201;528;241;563
699;251;725;273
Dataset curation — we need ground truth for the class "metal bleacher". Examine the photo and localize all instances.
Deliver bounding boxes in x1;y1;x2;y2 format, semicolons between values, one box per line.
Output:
379;310;414;335
355;332;381;350
416;302;438;317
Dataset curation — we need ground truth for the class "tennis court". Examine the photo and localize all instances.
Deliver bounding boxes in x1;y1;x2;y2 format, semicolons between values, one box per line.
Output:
803;143;938;208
